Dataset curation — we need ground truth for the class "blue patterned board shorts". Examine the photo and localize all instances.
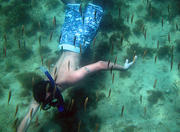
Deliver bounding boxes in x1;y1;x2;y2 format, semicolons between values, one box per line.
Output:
59;3;104;53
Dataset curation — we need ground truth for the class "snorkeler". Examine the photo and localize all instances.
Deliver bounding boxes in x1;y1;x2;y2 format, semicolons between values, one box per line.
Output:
18;0;138;131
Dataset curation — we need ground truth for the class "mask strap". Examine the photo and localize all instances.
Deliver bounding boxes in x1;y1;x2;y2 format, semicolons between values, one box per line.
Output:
40;66;55;88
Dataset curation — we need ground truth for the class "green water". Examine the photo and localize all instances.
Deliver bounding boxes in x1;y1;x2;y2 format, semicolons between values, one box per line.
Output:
0;0;180;132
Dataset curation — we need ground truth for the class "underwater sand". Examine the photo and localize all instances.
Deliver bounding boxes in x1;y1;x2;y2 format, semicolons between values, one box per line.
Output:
0;0;180;132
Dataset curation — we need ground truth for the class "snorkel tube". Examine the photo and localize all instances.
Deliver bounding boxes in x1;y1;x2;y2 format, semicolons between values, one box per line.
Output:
40;66;55;88
40;66;64;112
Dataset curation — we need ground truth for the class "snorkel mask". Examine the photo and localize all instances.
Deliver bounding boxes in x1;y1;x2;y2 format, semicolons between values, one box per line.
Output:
40;66;64;112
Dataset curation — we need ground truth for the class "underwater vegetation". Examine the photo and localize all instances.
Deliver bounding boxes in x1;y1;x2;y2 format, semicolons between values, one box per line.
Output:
0;1;31;32
175;39;180;52
0;0;49;37
14;47;33;61
1;37;13;50
147;90;164;106
0;85;3;98
136;4;144;13
175;39;180;60
0;80;9;90
99;0;132;40
175;104;180;114
45;0;60;10
125;43;155;60
16;72;43;97
124;125;138;132
157;45;171;59
102;0;115;10
5;61;19;72
26;18;49;37
37;121;62;132
93;41;111;61
114;18;131;39
144;4;162;23
133;19;145;37
100;13;131;39
109;32;123;50
39;46;51;56
100;13;113;31
168;0;180;16
119;71;131;78
149;0;180;21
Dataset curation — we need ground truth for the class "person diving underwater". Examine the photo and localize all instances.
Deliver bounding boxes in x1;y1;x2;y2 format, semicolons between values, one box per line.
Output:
18;0;138;131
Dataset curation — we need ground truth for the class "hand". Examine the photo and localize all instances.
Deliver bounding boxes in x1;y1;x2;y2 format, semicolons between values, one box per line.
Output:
124;55;137;70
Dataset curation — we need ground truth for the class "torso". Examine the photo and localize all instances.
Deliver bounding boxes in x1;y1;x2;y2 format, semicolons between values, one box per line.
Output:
52;51;81;91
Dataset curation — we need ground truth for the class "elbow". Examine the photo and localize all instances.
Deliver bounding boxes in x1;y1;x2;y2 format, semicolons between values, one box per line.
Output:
98;61;106;70
64;73;82;84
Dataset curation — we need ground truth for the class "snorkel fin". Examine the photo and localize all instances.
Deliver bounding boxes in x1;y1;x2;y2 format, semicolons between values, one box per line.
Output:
40;66;64;112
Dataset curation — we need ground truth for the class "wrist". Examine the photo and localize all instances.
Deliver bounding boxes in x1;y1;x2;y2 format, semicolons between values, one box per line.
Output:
123;66;128;70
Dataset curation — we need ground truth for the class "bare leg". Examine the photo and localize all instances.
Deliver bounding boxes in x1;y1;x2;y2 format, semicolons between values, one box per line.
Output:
61;0;76;4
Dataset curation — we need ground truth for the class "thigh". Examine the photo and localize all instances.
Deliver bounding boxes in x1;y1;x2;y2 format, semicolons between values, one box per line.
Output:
60;4;84;48
83;3;104;44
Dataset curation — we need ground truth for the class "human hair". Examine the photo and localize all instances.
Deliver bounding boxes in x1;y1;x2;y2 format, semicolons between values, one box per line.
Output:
32;80;50;103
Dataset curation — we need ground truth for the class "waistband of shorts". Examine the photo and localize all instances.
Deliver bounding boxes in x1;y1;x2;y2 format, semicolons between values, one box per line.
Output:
66;3;103;11
67;3;80;6
87;3;103;12
59;44;80;53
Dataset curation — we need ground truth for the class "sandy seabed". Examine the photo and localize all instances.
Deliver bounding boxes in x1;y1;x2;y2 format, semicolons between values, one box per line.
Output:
0;0;180;132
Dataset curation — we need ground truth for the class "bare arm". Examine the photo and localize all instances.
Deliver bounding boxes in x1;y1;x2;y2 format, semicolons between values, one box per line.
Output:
17;100;40;132
63;56;137;85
